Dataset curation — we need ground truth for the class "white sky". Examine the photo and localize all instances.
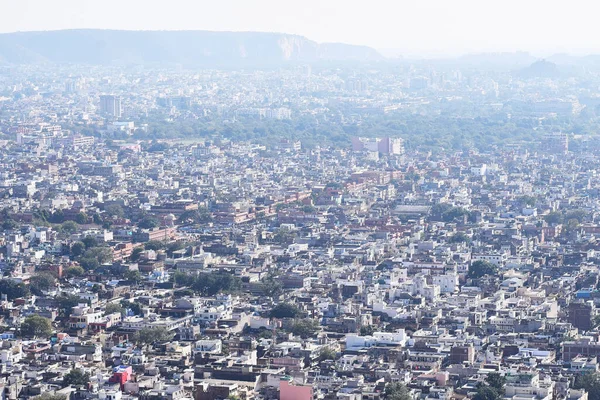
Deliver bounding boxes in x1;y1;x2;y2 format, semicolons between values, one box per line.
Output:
1;0;599;57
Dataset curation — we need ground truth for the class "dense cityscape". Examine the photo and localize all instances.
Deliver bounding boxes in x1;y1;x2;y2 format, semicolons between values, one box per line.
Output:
4;30;600;400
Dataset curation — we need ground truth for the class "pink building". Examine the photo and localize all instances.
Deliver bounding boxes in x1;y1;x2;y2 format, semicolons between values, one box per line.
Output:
280;380;313;400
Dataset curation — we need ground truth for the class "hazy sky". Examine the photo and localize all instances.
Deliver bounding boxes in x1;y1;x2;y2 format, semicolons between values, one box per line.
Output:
2;0;599;57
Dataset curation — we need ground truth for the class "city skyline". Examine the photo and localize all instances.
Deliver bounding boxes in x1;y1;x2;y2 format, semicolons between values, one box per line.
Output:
3;0;600;58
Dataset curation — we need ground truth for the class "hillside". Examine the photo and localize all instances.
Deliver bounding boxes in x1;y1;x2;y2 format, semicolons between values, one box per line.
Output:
0;29;383;67
518;59;562;79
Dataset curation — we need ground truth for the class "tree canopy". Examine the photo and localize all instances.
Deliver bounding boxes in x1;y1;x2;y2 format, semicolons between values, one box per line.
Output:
0;280;30;300
62;369;90;387
473;386;502;400
384;382;412;400
29;272;56;295
290;318;320;338
21;315;52;338
468;260;499;279
270;303;302;319
133;326;174;344
574;372;600;400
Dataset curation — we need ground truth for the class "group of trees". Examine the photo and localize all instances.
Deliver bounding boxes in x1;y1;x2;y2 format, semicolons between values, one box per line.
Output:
573;372;600;400
468;260;499;279
269;303;303;319
131;106;600;153
29;272;57;295
0;279;30;300
359;325;375;336
129;240;198;262
384;382;412;400
448;232;472;244
318;347;337;362
104;303;126;316
272;227;298;245
289;318;320;338
267;303;320;337
544;209;589;231
178;207;213;225
120;300;144;316
261;273;283;298
2;207;94;232
138;215;159;229
70;237;113;271
0;208;18;230
21;315;52;338
132;326;174;344
172;271;242;296
54;294;85;317
473;372;506;400
431;203;474;223
32;209;89;225
62;369;90;387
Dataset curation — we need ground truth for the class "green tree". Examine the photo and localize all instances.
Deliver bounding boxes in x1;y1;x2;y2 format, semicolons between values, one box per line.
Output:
192;272;242;296
262;274;283;298
29;272;57;295
64;265;85;278
566;210;588;224
290;318;320;339
0;280;30;300
145;240;165;251
442;207;470;222
273;227;297;245
62;369;90;387
270;303;302;319
139;216;159;229
71;241;86;257
485;373;506;394
468;260;498;279
82;236;98;249
172;271;195;286
105;204;125;218
360;325;375;336
134;326;174;344
61;221;79;234
124;270;143;284
473;386;501;400
574;372;600;400
121;300;143;316
566;218;581;233
21;315;52;338
79;257;100;271
105;303;125;316
384;382;412;400
55;294;82;317
544;211;563;225
178;208;213;225
48;210;65;224
74;212;88;224
517;195;536;207
448;232;471;244
130;247;144;261
83;247;113;264
0;208;17;230
319;347;337;361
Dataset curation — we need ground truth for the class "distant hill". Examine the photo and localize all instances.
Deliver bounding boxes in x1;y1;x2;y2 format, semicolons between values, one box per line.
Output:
518;59;562;79
455;52;537;69
0;29;384;67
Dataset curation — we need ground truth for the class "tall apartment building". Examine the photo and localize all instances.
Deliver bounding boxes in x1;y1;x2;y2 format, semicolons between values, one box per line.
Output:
100;95;122;118
351;137;404;155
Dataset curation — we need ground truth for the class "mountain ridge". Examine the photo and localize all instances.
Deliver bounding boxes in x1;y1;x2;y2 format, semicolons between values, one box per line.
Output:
0;29;384;67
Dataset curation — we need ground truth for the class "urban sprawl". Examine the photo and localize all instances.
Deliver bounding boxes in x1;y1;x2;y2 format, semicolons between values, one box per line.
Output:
1;63;600;400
